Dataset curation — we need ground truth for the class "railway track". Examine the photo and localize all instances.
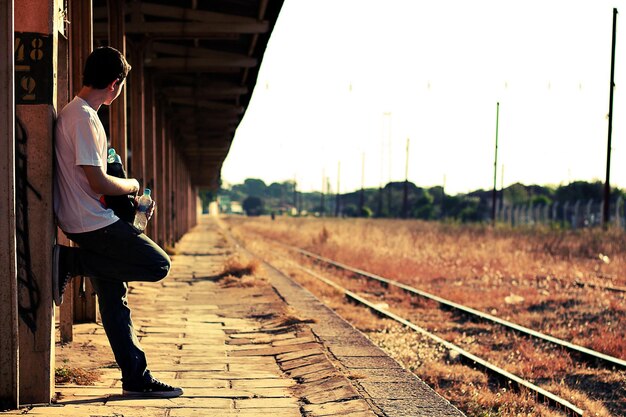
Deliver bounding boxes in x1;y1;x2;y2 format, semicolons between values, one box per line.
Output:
244;236;626;415
220;218;626;416
283;259;584;416
282;244;626;371
229;234;588;416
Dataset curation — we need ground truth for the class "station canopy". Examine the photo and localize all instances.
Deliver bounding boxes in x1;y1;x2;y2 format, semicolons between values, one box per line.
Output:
93;0;283;187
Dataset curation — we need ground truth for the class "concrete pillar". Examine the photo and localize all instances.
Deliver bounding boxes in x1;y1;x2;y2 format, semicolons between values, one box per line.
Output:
107;0;127;166
175;152;181;240
167;135;174;245
144;71;158;239
184;164;188;233
59;0;97;341
172;152;177;241
0;0;18;409
156;109;167;247
14;0;61;404
128;39;145;186
56;9;71;341
69;0;92;96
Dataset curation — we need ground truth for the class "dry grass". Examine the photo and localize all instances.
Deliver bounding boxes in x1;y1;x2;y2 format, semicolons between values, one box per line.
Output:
54;366;100;385
225;216;626;417
226;216;626;357
220;256;260;278
213;256;263;288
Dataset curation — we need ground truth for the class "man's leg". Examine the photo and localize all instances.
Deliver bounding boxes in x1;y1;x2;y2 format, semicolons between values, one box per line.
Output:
59;220;181;397
65;220;170;283
89;276;150;388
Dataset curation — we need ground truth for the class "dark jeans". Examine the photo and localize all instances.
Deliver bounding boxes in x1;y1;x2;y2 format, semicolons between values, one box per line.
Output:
64;219;171;388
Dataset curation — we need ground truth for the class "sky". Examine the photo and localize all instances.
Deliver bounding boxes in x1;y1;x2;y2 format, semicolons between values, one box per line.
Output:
222;0;626;195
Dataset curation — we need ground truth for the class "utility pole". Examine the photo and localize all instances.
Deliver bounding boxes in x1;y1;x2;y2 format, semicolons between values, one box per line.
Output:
382;112;392;216
442;174;447;219
500;164;505;216
492;102;500;226
603;8;618;229
293;175;298;215
402;138;410;218
335;161;341;217
359;152;365;216
320;169;325;217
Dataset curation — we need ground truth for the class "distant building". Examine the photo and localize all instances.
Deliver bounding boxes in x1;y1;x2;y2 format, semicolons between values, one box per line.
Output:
217;196;231;213
230;201;244;214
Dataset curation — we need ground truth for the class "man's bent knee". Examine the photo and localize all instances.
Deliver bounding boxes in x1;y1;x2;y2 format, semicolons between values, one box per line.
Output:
147;256;171;282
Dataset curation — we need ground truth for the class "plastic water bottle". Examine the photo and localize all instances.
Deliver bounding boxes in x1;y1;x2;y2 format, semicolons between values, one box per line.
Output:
133;189;152;231
108;148;121;164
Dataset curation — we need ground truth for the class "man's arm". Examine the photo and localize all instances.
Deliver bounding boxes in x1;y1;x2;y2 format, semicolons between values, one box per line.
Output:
82;165;140;196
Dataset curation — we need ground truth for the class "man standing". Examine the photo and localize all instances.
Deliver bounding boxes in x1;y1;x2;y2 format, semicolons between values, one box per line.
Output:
53;46;183;398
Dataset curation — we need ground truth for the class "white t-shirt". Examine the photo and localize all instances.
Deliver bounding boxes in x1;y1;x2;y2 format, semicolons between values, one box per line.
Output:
54;96;118;233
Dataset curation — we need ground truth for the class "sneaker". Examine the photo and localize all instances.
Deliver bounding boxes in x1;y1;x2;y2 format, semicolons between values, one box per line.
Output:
52;244;72;306
122;378;184;398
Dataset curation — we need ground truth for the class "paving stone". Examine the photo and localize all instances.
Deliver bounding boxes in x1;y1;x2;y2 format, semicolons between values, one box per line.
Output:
149;364;227;372
234;397;300;409
271;335;317;346
180;356;274;365
229;342;320;357
359;381;439;401
169;410;239;417
303;399;375;416
284;361;335;379
328;345;390;357
5;405;168;416
305;385;360;404
235;411;302;417
173;379;229;388
2;220;462;417
227;363;281;373
295;370;336;385
276;347;323;362
279;353;328;371
375;400;465;417
296;375;356;399
178;370;280;379
341;367;414;383
338;355;404;370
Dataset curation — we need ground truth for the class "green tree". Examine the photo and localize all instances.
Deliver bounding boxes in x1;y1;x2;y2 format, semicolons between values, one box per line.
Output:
243;178;267;197
531;195;551;206
242;196;264;216
555;181;603;203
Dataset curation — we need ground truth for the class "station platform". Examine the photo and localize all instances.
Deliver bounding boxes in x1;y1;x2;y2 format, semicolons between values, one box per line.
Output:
4;218;464;417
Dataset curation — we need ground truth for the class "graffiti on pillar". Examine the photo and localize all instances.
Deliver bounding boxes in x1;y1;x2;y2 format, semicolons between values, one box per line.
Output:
14;32;53;105
15;118;41;334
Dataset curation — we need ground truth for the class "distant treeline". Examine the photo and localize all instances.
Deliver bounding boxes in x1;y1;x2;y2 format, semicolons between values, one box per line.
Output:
214;178;625;222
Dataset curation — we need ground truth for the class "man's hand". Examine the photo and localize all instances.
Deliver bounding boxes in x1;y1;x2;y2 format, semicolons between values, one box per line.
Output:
135;197;156;221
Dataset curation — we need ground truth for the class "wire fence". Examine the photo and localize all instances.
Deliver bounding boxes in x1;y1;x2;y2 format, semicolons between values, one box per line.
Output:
497;197;626;229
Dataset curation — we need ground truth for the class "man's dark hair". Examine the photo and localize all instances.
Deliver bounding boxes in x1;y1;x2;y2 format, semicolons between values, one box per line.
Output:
82;46;132;89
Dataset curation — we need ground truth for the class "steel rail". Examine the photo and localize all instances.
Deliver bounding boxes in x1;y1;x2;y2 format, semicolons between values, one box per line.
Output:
285;259;584;417
574;280;626;293
275;241;626;370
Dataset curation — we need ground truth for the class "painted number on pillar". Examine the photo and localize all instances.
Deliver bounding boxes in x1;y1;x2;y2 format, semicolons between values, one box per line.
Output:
14;32;53;104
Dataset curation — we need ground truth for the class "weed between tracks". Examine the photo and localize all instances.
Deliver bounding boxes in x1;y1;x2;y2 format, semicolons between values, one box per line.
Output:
225;216;626;417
